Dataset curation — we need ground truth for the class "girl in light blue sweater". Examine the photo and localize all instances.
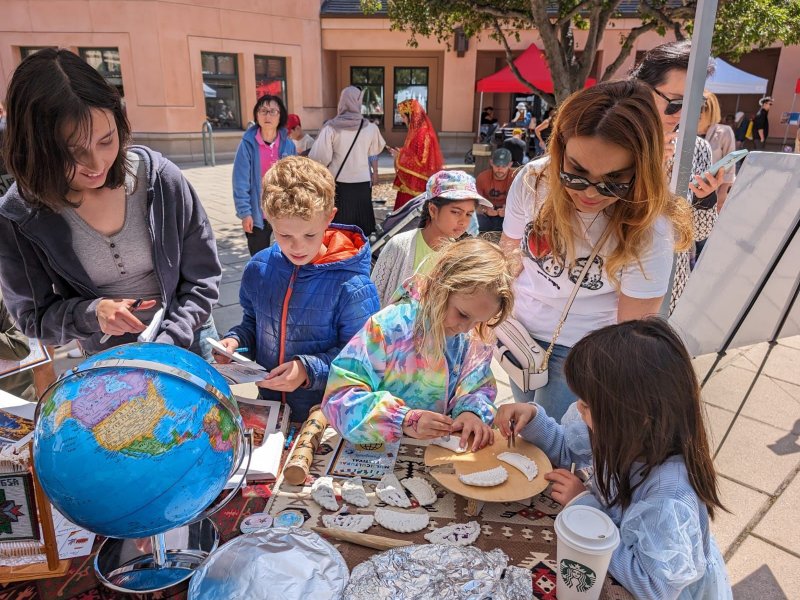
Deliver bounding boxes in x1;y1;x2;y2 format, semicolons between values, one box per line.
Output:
497;319;732;600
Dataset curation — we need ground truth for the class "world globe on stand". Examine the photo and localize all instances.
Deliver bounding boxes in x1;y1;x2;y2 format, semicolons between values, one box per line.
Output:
33;342;245;539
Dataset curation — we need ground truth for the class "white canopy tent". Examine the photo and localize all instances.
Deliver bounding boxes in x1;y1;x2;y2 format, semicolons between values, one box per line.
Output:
706;58;768;95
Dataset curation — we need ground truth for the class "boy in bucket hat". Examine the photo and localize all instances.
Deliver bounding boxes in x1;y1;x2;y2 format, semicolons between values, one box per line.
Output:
371;170;492;306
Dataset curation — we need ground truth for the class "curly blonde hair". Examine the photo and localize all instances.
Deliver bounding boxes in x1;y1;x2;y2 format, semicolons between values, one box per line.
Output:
532;80;692;289
262;156;335;220
414;238;516;361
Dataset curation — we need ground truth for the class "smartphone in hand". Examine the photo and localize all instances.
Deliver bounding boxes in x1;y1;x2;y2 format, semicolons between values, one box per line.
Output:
702;149;748;184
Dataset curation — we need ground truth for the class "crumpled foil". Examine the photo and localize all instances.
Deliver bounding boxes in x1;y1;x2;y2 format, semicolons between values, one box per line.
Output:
188;527;349;599
343;544;532;600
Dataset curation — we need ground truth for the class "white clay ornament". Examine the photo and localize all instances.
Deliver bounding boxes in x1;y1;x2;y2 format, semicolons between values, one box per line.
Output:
341;476;370;508
424;521;481;546
376;473;412;508
311;476;339;511
401;476;437;507
374;507;430;533
429;435;467;453
458;465;509;487
497;452;539;482
322;513;374;533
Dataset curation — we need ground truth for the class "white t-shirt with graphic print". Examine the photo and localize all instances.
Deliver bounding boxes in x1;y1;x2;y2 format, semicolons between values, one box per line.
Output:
503;157;675;348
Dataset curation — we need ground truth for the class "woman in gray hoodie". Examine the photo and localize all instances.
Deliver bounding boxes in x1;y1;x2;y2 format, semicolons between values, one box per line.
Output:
0;49;221;358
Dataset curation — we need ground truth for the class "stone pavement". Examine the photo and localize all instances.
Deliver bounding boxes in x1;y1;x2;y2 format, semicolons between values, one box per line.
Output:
57;159;799;599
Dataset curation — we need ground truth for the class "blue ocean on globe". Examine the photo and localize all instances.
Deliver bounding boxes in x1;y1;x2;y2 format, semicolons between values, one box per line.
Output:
33;343;244;538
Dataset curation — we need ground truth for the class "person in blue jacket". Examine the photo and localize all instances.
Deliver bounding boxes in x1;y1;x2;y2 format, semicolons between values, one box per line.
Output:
232;94;296;256
496;319;732;600
214;156;380;420
0;49;220;359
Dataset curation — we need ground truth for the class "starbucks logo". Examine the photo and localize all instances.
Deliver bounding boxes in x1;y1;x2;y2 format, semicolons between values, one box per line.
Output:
560;559;597;592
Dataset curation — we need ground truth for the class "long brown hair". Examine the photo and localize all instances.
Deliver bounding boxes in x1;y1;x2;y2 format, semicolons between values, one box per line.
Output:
527;80;692;289
564;318;725;518
2;48;131;211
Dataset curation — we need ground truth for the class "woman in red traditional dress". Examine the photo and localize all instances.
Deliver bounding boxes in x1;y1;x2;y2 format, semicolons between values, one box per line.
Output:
390;99;443;210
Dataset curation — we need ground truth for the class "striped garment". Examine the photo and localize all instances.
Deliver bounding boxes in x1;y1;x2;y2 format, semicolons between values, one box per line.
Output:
521;404;733;600
322;298;497;444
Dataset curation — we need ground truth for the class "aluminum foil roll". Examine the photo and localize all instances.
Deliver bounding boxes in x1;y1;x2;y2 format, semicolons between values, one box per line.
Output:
188;527;349;599
343;544;531;599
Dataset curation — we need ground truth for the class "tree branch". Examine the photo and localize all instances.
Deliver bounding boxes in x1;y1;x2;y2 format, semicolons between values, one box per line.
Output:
600;21;658;81
491;18;555;104
467;1;530;21
557;0;596;26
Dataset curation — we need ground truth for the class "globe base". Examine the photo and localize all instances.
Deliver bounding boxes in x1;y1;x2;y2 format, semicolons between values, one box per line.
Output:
95;519;219;594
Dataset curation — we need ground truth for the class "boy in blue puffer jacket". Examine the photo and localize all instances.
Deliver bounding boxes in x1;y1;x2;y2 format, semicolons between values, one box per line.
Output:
215;156;379;420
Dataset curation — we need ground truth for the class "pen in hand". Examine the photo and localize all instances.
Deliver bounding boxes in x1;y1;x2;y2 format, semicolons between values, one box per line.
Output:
100;298;144;344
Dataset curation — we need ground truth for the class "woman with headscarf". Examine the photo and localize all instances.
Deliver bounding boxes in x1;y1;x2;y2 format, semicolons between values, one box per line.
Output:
309;86;386;236
389;99;443;210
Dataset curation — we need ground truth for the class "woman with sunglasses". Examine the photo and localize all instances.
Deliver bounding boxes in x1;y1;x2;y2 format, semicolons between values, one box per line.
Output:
232;94;297;256
630;40;723;311
500;80;692;421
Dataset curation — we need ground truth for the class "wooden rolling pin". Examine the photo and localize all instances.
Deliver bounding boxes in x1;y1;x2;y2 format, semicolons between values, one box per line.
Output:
311;526;413;550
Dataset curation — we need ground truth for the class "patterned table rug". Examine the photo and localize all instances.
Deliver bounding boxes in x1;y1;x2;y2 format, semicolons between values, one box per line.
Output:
266;434;633;600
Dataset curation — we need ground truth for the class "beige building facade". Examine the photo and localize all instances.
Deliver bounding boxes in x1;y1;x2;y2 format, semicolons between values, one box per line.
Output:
1;0;797;161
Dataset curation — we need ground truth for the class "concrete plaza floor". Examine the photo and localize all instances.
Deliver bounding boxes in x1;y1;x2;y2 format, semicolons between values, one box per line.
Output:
57;158;797;598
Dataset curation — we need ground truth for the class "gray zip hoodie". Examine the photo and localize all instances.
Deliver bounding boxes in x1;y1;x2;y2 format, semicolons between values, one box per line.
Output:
0;145;221;354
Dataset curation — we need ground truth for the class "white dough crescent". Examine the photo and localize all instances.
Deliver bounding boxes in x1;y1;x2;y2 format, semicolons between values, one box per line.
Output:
401;476;437;507
376;473;411;508
322;513;374;533
497;452;539;481
429;436;466;453
424;521;481;546
458;465;509;487
374;507;430;533
311;476;339;511
341;476;370;508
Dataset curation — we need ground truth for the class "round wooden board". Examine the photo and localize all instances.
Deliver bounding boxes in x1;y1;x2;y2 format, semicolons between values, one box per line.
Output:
424;434;553;503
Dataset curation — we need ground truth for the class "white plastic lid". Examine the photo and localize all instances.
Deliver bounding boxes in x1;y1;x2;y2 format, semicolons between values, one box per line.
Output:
555;505;620;555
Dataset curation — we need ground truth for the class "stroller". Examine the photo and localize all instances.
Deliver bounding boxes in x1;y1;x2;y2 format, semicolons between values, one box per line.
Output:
370;193;427;267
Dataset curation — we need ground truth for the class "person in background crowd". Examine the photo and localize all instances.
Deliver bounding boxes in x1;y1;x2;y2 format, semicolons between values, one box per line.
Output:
480;106;498;127
698;91;736;213
534;107;555;155
475;148;515;233
286;113;314;157
630;40;724;310
507;102;531;127
215;156;379;421
371;170;492;307
389;99;444;211
502;128;527;166
309;86;386;236
0;49;221;359
500;80;692;422
733;111;749;150
753;96;772;150
232;94;296;256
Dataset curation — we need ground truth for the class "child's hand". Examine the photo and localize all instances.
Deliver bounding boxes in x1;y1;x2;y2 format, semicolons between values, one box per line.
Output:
545;469;587;506
257;359;308;392
211;337;239;364
402;409;453;439
495;402;537;439
451;412;494;451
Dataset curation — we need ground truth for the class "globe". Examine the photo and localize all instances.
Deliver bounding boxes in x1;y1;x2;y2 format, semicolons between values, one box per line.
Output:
33;342;245;539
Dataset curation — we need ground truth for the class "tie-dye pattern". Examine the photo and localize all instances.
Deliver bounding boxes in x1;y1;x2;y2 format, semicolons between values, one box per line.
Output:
322;298;497;443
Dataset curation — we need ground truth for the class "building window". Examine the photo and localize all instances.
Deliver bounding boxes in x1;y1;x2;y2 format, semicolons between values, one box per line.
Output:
20;47;54;59
393;67;428;127
351;67;385;127
79;48;124;96
255;56;287;105
202;52;241;129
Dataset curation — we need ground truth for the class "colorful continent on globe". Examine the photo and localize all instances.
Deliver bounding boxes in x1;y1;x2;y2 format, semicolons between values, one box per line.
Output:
203;406;237;452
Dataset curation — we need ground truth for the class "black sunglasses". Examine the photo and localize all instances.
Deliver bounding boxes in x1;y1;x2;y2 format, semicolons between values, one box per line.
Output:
559;167;635;199
652;87;684;116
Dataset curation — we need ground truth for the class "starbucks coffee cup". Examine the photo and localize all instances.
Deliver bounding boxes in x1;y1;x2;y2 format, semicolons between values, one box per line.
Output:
554;504;620;600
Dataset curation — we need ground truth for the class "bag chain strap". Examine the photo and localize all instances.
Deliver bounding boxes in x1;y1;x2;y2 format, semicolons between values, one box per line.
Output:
541;224;613;369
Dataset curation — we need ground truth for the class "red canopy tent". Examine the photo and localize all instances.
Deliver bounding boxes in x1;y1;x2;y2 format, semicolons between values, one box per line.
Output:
476;43;596;94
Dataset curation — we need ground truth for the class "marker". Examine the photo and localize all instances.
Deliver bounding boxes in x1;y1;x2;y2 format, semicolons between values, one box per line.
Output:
236;347;249;354
284;425;297;450
100;298;144;343
570;462;576;474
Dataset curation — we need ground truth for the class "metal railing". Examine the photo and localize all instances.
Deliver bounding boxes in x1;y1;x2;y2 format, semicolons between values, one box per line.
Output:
201;120;216;167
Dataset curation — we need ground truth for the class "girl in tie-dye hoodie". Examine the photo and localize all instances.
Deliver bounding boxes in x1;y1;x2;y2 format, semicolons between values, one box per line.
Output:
322;238;515;451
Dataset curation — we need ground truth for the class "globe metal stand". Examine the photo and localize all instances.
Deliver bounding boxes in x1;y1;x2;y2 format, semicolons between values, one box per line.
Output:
93;428;252;594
